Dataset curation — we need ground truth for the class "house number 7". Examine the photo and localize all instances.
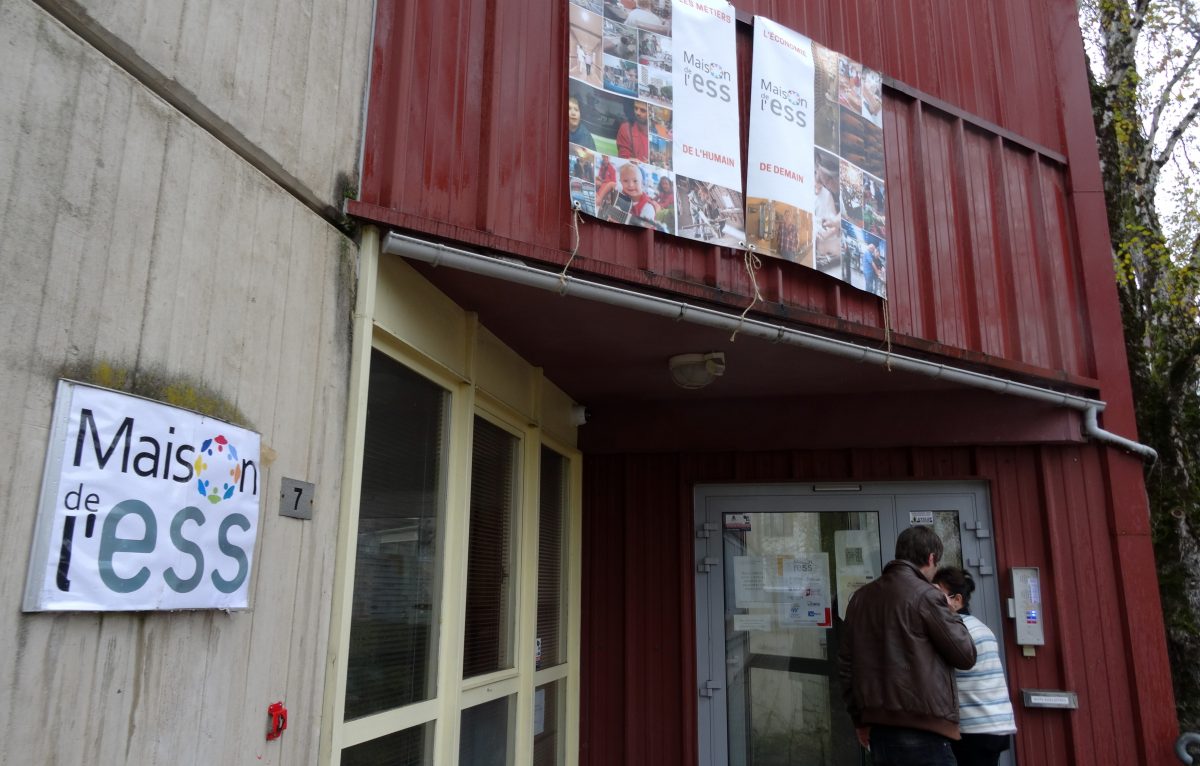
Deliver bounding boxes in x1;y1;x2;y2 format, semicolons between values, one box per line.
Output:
279;478;315;520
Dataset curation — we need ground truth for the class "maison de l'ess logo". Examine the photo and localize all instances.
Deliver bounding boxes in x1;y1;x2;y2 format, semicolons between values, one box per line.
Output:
195;434;243;504
758;78;808;128
681;51;733;102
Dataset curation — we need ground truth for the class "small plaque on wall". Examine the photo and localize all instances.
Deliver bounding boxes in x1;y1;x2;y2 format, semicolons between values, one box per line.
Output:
279;478;314;520
1021;689;1078;709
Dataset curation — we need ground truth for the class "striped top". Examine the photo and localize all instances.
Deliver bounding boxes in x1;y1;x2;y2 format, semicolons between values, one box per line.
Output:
957;614;1018;735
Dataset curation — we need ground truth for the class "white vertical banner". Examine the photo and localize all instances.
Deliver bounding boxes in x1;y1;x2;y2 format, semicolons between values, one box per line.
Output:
745;17;816;264
745;16;889;296
670;0;745;246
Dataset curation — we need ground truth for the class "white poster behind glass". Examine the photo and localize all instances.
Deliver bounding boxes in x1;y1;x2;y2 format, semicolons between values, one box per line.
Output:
734;555;769;608
776;552;831;628
834;529;881;619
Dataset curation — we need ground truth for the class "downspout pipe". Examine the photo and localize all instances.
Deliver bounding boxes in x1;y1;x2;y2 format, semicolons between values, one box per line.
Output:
1083;406;1157;462
383;232;1158;463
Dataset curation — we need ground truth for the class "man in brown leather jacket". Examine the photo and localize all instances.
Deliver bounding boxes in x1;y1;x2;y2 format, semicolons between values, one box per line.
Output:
837;525;977;765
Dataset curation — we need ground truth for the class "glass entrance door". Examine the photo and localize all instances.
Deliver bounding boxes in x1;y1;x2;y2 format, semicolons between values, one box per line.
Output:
723;509;880;766
694;483;1004;766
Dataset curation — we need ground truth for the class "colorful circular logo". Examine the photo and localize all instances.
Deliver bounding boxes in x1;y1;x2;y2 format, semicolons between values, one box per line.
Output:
785;89;803;107
194;434;242;504
708;63;729;79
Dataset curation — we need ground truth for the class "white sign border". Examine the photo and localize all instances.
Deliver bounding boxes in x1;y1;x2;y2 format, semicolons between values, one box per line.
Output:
22;380;76;611
22;379;263;612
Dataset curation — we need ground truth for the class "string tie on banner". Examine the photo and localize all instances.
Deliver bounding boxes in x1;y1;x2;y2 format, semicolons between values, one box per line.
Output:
730;244;763;343
559;205;583;293
882;296;893;371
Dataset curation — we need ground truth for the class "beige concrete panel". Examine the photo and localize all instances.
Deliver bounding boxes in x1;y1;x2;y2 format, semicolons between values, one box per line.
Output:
37;0;373;206
375;255;473;382
476;326;539;419
540;382;580;450
0;3;352;763
474;328;579;447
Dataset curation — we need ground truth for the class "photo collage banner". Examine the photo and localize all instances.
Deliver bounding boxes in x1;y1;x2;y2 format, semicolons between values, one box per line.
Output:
566;4;888;297
567;0;745;247
745;17;887;297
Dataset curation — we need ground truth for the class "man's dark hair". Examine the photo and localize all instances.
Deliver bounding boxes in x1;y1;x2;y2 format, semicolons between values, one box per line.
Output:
894;525;943;567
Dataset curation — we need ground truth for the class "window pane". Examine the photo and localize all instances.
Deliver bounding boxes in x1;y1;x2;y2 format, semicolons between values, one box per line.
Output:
463;416;520;678
536;447;570;668
346;350;449;719
930;510;963;568
533;680;566;766
459;696;514;766
342;723;434;766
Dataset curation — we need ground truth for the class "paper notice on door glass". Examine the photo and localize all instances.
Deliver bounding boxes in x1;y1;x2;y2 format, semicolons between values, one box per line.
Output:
733;613;773;632
836;574;874;619
734;556;768;607
764;554;803;593
778;595;831;628
534;688;546;736
835;529;880;619
776;553;831;628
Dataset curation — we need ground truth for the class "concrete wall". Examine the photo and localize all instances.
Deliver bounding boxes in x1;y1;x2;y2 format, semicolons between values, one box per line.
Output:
37;0;375;206
0;0;369;762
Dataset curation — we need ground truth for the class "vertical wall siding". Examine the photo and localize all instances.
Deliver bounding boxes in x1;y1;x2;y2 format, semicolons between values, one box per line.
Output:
580;454;632;765
0;4;354;761
357;0;1097;384
41;0;373;205
582;446;1152;766
880;103;1091;372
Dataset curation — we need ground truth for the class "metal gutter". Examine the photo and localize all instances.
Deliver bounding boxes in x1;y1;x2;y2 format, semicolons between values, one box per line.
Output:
382;231;1158;463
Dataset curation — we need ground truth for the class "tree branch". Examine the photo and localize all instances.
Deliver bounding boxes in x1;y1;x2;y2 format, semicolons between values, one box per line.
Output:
1154;95;1200;171
1148;36;1200;147
1133;0;1153;31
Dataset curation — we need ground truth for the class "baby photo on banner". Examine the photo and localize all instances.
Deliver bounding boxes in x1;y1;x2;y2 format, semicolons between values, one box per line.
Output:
746;16;888;297
567;0;744;247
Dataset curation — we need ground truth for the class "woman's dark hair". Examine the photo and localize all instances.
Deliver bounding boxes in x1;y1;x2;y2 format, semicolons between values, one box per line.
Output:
933;566;976;615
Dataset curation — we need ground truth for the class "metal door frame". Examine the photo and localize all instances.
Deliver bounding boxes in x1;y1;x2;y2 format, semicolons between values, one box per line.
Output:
694;481;1006;766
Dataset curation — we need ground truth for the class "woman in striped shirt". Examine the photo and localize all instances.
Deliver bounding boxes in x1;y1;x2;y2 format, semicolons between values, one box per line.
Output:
934;566;1018;766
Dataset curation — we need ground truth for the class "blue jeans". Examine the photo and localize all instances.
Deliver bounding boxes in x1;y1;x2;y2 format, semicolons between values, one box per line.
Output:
869;725;957;766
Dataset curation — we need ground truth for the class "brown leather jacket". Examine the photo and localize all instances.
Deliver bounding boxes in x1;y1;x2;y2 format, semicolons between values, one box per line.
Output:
837;559;977;740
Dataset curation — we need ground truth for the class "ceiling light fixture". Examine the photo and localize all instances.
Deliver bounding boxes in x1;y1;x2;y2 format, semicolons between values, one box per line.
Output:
669;352;726;389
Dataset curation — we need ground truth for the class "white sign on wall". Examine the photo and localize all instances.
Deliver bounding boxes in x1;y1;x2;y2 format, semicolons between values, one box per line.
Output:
746;16;888;296
23;381;262;611
671;0;743;194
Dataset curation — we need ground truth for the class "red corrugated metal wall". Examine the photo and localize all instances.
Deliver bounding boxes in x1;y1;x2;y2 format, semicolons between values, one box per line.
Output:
351;0;1179;761
353;0;1098;384
582;447;1170;766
